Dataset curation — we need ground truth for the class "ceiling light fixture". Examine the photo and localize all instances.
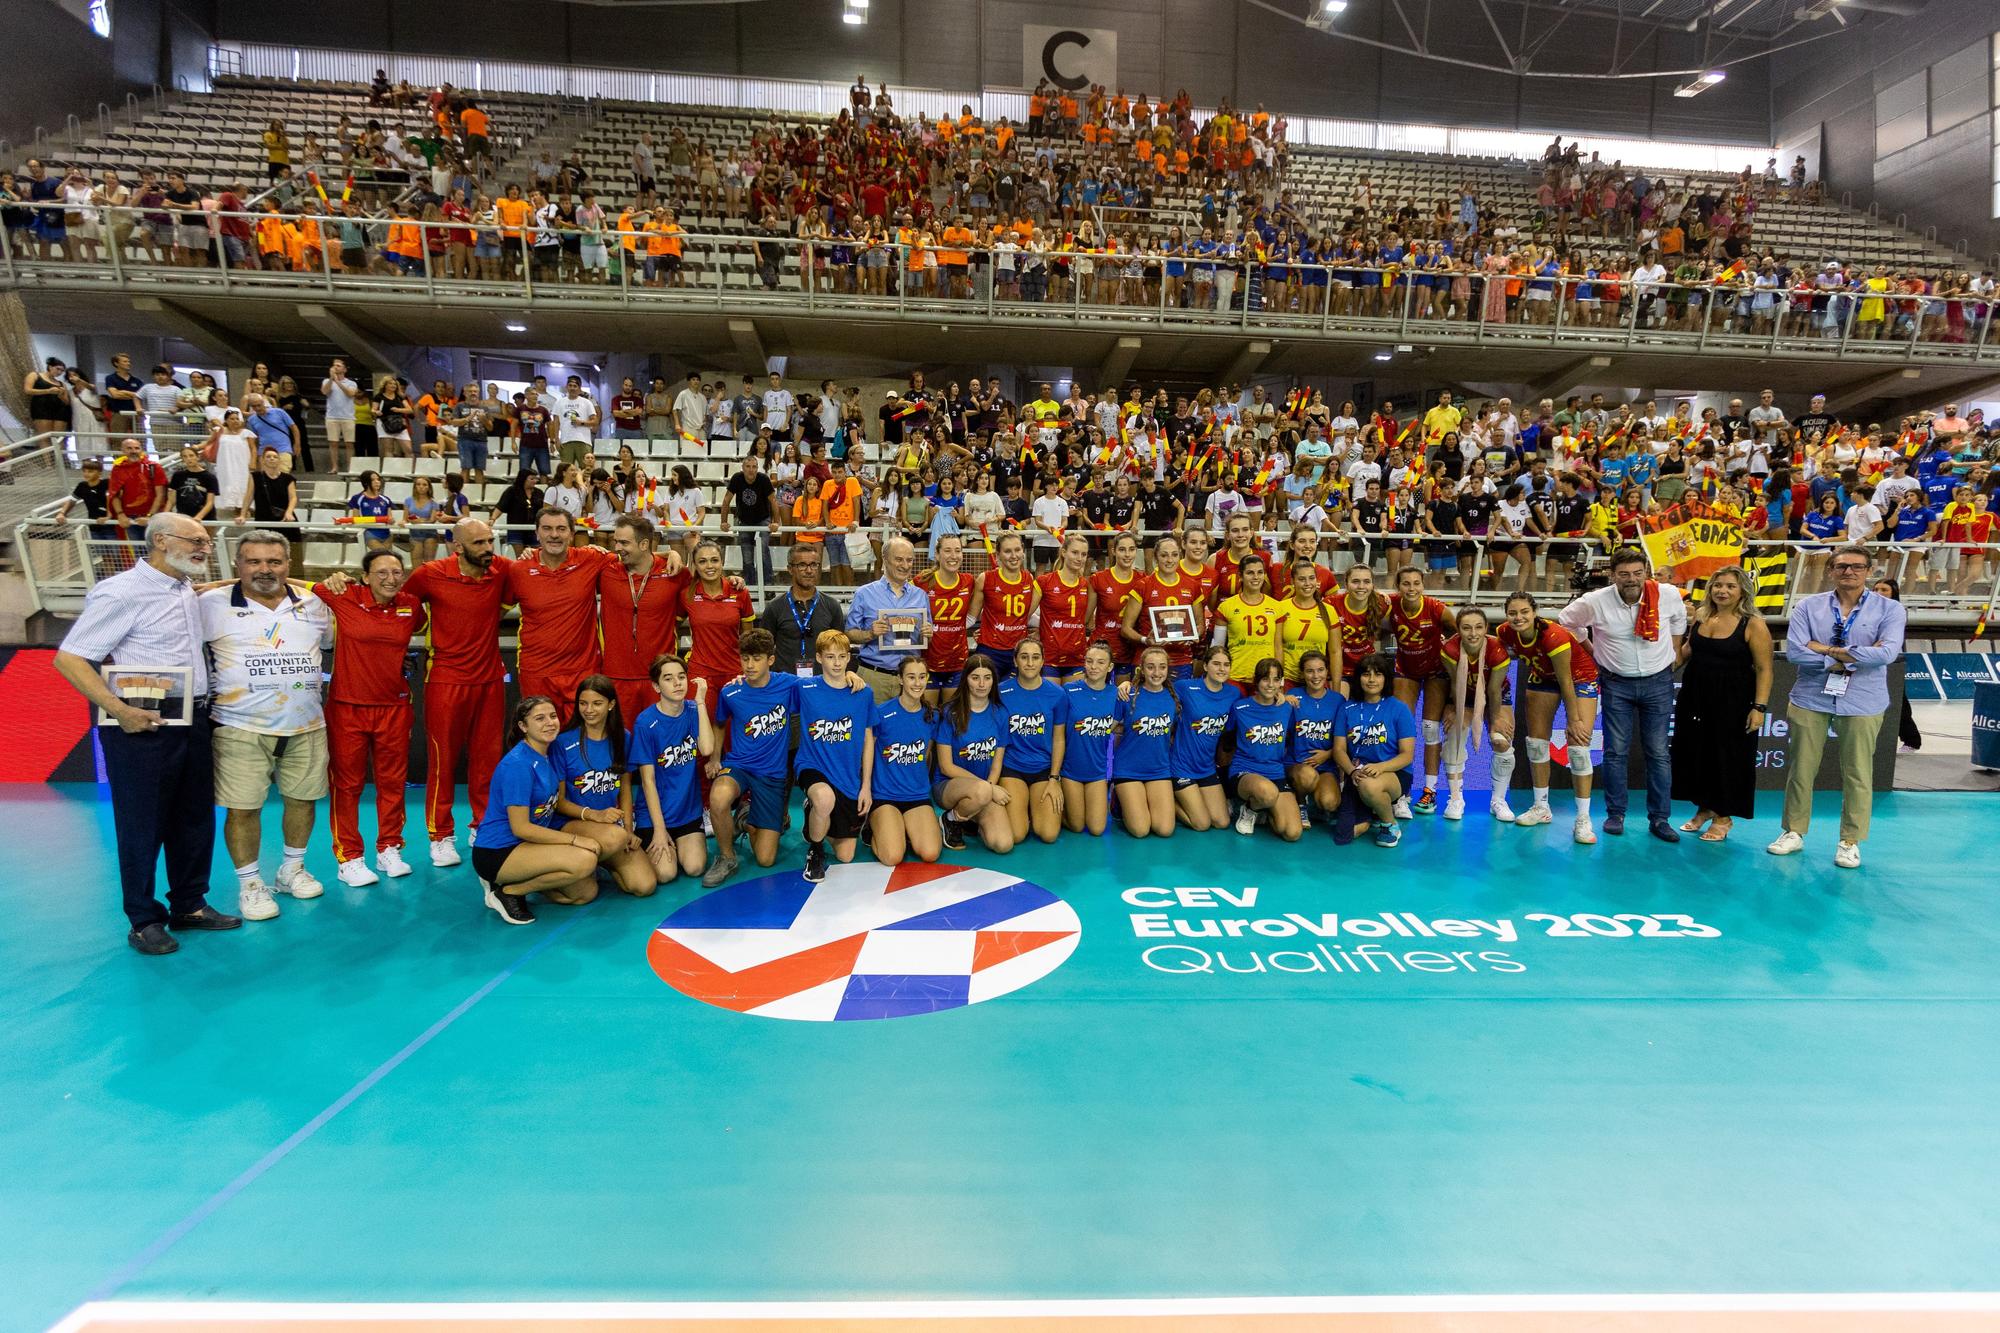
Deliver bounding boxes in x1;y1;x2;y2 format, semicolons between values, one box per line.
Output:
1305;0;1347;31
504;321;527;332
842;0;867;24
1674;70;1727;97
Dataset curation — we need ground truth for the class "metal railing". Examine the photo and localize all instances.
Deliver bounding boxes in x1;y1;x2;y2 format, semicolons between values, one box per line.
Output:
2;204;1993;364
15;496;1998;630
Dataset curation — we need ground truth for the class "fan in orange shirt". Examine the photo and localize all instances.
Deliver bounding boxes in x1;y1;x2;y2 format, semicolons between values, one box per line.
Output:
493;185;533;273
938;220;974;299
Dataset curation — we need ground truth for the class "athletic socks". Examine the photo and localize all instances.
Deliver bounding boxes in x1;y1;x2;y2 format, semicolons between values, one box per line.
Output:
235;861;261;887
1533;786;1550;808
1575;793;1590;817
279;844;308;876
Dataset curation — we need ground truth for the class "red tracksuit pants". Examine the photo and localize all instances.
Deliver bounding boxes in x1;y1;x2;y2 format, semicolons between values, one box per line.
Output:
327;698;414;863
424;678;505;839
517;663;596;725
610;676;659;724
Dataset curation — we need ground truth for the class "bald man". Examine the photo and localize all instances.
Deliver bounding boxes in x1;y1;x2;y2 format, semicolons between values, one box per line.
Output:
402;517;516;866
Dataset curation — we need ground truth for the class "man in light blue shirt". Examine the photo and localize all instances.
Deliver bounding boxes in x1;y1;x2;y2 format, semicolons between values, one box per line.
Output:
244;393;300;470
1768;545;1906;868
844;536;931;701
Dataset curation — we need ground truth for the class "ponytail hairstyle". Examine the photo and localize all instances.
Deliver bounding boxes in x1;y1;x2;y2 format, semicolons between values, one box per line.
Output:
505;695;558;752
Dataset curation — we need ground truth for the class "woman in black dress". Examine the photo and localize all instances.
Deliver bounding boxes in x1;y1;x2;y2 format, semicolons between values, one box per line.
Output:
1670;565;1775;841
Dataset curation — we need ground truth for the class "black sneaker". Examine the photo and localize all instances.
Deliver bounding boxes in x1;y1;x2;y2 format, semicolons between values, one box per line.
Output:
168;905;243;931
803;842;828;883
484;882;536;925
128;923;179;955
941;817;966;851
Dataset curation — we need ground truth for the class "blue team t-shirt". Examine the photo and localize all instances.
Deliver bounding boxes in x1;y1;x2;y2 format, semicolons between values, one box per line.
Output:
1893;504;1937;540
1289;688;1344;773
1114;686;1177;782
1341;695;1417;766
997;677;1068;775
1226;696;1295;778
1171;678;1236;783
1060;679;1120;783
795;676;872;794
348;492;393;543
629;703;703;829
715;674;801;778
551;730;625;812
472;741;563;850
936;702;1007;776
869;698;936;803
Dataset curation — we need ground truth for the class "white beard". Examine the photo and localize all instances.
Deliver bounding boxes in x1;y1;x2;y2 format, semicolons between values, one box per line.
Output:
165;551;208;579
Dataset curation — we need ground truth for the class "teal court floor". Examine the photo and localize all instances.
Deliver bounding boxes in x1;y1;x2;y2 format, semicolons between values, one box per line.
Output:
4;785;1998;1332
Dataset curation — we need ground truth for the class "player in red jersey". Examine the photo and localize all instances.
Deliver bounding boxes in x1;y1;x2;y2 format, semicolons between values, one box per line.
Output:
1089;531;1144;676
401;517;514;867
1326;564;1392;694
1438;605;1518;824
1389;566;1453;814
969;531;1040;675
1121;532;1204;675
505;507;614;724
684;537;754;716
314;548;427;886
1266;526;1340;600
917;530;974;703
1503;590;1601;843
1207;511;1260;603
599;514;691;721
1038;534;1097;678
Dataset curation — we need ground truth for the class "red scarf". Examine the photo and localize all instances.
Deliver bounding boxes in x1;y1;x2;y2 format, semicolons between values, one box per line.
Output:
1633;579;1662;642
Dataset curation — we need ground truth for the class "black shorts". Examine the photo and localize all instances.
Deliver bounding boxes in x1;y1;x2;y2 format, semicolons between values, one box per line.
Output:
1172;772;1220;792
874;796;933;815
642;819;704;842
999;765;1052;786
471;844;513;884
1223;771;1280;801
795;767;864;840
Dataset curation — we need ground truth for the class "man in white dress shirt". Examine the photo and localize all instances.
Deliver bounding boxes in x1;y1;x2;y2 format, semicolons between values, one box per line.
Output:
54;512;242;954
1559;546;1688;842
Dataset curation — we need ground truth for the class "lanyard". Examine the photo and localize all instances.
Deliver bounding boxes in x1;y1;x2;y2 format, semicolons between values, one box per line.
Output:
1828;591;1868;647
788;592;821;640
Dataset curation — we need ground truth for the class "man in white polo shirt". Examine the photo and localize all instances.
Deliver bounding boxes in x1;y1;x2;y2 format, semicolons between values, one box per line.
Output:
1559;546;1688;842
202;530;334;922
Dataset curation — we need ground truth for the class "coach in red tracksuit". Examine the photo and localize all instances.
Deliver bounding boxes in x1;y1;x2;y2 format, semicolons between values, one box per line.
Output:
599;513;690;721
403;517;513;868
315;548;427;887
506;507;615;724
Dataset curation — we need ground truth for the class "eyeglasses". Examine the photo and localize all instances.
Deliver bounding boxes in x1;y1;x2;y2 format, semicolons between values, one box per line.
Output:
169;535;215;552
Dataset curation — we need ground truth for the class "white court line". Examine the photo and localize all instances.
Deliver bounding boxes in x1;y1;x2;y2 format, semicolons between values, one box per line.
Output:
47;1292;2000;1328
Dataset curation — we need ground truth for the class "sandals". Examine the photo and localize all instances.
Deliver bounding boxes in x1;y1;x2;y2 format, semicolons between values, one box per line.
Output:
1700;819;1733;843
1679;814;1711;833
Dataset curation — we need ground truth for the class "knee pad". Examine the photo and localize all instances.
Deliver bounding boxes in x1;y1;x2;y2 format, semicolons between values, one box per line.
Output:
1524;736;1552;765
1489;729;1510;751
1490;747;1517;780
1568;747;1594;776
1422;720;1444;746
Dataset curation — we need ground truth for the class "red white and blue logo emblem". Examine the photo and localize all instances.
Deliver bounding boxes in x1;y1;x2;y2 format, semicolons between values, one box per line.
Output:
648;863;1081;1022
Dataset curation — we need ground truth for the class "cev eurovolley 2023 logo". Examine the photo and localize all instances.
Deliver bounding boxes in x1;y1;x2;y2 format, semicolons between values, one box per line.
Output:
648;862;1081;1021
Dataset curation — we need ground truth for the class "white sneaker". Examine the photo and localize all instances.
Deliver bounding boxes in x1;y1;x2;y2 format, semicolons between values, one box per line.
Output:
1573;814;1597;845
1234;804;1257;835
238;879;279;921
1515;802;1554;827
1443;794;1465;820
1767;829;1805;856
275;863;324;899
430;837;462;868
1834;840;1862;869
1489;796;1517;824
1392;796;1413;820
336;858;380;888
377;847;413;878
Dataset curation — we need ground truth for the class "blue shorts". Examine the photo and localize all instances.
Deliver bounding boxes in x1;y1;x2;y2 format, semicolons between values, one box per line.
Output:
380;250;419;274
976;645;1016;677
927;670;962;691
457;439;488;472
721;767;790;832
823;539;851;569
